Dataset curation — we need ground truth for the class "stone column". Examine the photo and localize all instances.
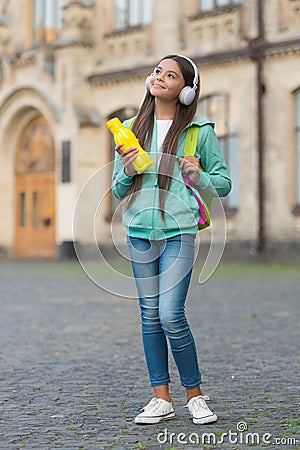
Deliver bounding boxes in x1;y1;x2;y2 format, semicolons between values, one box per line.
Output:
152;0;180;55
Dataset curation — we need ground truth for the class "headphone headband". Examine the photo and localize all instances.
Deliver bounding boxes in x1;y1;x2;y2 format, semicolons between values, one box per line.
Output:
176;54;199;90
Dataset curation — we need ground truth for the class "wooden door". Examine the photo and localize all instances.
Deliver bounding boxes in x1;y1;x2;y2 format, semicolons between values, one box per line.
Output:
14;117;56;258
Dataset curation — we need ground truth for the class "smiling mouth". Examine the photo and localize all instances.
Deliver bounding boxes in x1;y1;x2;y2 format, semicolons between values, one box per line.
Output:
153;83;165;89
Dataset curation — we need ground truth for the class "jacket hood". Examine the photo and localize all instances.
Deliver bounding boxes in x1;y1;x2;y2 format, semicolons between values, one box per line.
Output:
185;116;215;130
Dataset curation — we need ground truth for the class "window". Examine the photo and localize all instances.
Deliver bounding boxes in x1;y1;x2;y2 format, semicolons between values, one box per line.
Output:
32;192;39;227
19;192;26;227
199;0;242;12
114;0;152;31
197;94;239;211
197;93;229;137
33;0;61;44
220;134;239;210
62;141;71;183
294;89;300;210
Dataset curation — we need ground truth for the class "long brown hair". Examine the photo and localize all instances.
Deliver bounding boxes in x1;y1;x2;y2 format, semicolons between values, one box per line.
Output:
125;55;201;219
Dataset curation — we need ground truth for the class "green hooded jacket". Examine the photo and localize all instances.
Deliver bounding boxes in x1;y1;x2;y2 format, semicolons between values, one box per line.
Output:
111;116;232;240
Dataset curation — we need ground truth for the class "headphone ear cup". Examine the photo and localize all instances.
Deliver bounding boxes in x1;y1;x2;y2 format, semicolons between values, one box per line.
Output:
179;86;196;106
145;75;152;92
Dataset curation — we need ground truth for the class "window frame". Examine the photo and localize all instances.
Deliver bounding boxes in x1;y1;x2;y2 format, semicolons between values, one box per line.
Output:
113;0;152;32
197;93;238;213
199;0;243;13
32;0;61;45
293;88;300;214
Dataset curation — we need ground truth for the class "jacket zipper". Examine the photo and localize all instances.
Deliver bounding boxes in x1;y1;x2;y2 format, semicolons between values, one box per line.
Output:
152;174;158;230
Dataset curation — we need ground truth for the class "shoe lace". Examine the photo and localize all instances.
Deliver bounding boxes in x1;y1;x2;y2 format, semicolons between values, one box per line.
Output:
141;398;161;412
185;395;210;411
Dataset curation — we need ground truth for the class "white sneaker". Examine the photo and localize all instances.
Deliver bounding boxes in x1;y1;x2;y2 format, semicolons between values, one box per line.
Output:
135;398;175;424
186;395;217;424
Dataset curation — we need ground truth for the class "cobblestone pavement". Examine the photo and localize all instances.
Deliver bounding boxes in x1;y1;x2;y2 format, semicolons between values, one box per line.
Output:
0;259;299;450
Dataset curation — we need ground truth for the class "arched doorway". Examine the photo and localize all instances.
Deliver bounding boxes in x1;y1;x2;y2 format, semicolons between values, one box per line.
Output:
14;116;56;258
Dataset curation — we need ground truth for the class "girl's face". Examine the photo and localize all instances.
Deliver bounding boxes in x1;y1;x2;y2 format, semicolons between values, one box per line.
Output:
149;58;185;103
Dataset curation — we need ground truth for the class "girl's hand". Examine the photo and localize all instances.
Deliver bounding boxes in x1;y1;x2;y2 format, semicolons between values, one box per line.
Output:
115;144;138;177
179;156;200;184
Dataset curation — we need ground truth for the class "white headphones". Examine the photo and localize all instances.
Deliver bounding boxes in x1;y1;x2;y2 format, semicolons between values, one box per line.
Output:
145;55;199;106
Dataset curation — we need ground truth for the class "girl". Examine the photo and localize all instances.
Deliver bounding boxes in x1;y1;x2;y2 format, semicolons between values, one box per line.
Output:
112;54;231;424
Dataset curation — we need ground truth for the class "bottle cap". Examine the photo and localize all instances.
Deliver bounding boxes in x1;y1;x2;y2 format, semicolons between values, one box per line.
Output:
106;117;122;133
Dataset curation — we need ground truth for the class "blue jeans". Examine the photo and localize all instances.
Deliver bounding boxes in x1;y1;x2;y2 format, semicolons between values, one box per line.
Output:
127;234;201;389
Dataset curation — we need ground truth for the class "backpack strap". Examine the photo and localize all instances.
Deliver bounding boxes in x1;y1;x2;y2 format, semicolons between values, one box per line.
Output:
183;125;211;230
183;126;200;157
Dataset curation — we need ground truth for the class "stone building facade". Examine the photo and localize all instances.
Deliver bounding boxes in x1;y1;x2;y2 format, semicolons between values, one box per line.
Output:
0;0;299;259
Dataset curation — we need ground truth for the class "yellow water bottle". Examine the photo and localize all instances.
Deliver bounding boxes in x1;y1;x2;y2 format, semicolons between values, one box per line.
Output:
106;117;153;174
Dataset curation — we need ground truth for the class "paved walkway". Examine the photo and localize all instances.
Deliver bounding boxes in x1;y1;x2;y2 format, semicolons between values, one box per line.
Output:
0;259;299;449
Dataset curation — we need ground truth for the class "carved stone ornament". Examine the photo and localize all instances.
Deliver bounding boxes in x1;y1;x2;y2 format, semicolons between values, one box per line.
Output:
61;1;94;42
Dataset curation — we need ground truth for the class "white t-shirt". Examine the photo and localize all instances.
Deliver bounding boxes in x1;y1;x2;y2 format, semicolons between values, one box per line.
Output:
157;119;173;163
